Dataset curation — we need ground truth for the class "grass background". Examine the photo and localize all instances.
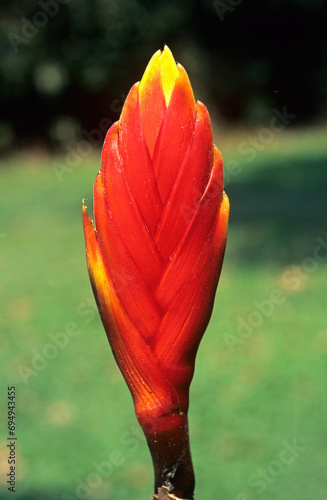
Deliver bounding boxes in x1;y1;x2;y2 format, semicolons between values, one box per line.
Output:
1;125;327;499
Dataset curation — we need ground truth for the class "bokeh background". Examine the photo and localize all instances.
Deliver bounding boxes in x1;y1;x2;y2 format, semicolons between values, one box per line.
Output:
1;0;327;499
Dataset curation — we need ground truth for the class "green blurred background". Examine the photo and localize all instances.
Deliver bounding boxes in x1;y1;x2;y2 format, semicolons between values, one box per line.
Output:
1;0;327;499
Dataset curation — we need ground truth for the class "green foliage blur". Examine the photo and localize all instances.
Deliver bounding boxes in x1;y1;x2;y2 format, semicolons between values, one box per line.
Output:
0;0;327;153
1;127;327;499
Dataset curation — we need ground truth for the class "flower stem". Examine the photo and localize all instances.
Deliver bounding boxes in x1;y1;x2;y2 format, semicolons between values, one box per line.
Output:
139;410;195;500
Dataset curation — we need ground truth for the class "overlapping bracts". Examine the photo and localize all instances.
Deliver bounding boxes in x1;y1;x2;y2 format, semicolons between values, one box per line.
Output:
83;46;229;424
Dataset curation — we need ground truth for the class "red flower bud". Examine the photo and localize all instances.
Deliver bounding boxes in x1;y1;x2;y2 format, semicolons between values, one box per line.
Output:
83;46;229;499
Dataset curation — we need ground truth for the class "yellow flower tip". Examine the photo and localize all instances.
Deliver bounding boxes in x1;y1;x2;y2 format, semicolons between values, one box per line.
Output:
139;49;162;103
139;46;178;107
159;45;178;106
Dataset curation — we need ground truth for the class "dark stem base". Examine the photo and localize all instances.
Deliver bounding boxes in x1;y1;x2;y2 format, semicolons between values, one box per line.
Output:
140;410;195;500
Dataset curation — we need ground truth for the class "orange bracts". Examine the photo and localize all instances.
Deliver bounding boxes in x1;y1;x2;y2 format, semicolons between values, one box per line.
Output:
83;46;229;498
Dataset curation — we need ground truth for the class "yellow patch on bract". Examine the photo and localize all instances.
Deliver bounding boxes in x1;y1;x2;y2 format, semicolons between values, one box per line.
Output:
139;49;161;103
139;46;178;107
159;45;178;106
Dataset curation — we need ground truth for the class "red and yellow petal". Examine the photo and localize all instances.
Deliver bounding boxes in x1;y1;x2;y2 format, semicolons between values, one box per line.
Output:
156;147;224;309
101;122;163;287
93;173;162;341
154;101;214;261
118;83;162;235
139;49;167;158
83;202;179;421
153;193;229;411
153;63;196;204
